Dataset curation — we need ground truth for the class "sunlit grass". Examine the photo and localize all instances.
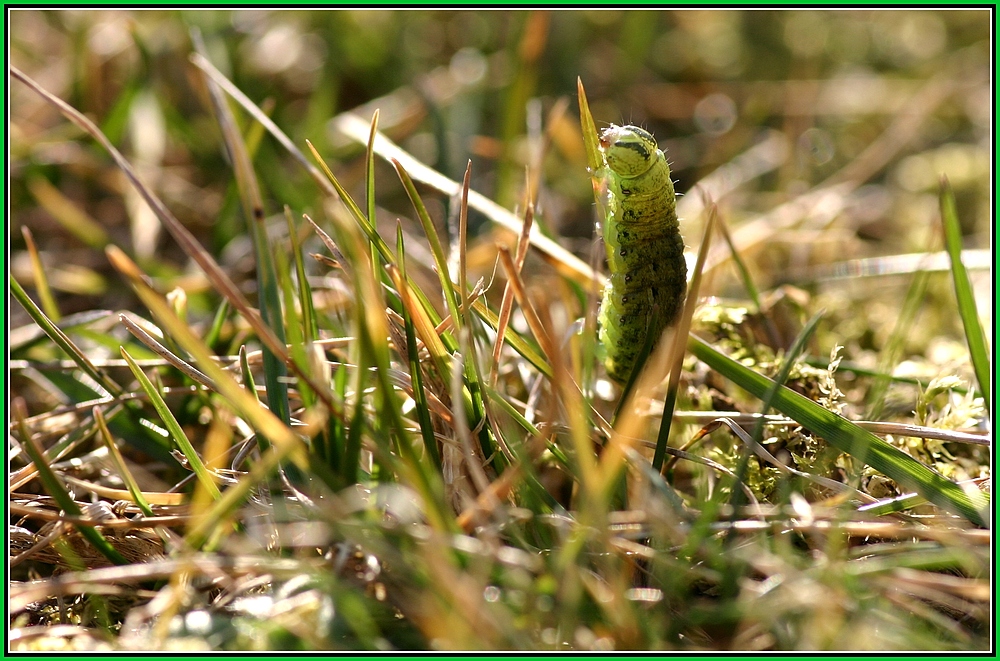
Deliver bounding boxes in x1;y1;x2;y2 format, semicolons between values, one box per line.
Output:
8;10;990;652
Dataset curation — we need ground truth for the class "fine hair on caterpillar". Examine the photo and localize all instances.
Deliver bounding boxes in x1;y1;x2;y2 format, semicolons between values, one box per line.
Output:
597;124;687;384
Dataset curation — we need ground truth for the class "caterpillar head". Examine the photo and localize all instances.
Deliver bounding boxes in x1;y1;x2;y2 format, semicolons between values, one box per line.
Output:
600;125;659;178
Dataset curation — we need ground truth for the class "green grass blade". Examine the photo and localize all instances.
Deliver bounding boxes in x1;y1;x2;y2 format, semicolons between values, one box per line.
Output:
939;178;991;412
20;226;61;321
94;406;156;518
865;269;930;419
204;298;230;352
688;333;988;526
14;400;129;566
471;298;552;379
285;206;318;344
10;276;122;397
196;36;291;427
576;78;603;173
120;347;222;501
396;225;441;470
11;65;336;415
393;159;464;332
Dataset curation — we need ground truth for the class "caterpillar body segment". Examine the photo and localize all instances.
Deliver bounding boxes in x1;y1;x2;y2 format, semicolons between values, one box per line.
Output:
597;125;687;384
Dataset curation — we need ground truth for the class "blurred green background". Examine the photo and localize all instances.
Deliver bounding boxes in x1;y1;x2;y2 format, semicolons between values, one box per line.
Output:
9;9;991;328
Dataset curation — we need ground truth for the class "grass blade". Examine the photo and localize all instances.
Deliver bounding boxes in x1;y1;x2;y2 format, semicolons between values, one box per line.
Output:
395;225;441;470
20;226;61;321
651;204;717;472
120;347;222;501
93;406;156;518
10;65;337;415
576;77;603;175
193;32;291;427
14;399;129;566
10;276;122;397
688;333;988;526
939;177;990;412
393;159;464;332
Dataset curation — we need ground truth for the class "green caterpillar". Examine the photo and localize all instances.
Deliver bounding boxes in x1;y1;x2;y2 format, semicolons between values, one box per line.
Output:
597;125;687;384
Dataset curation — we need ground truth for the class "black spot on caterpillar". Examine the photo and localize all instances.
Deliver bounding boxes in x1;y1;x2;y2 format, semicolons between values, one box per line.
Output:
597;125;687;384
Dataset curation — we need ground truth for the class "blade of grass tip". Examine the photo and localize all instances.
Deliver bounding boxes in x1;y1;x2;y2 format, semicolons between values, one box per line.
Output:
10;66;336;414
93;406;156;518
496;247;557;362
453;162;497;473
394;225;442;471
651;203;717;474
119;312;216;390
238;345;259;402
238;344;270;457
189;52;336;197
491;182;535;381
305;140;391;262
10;276;122;397
14;398;129;566
21;226;61;321
194;35;290;429
120;347;222;501
710;198;762;314
393;159;464;331
940;177;990;412
203;298;230;352
284;206;318;344
687;333;988;527
576;77;603;175
865;266;930;420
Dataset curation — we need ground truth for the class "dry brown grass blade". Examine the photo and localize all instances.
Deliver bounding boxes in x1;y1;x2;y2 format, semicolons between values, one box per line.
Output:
10;502;187;527
491;201;535;382
496;245;555;362
9;68;262;344
9;555;328;614
385;263;451;365
60;475;187;506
